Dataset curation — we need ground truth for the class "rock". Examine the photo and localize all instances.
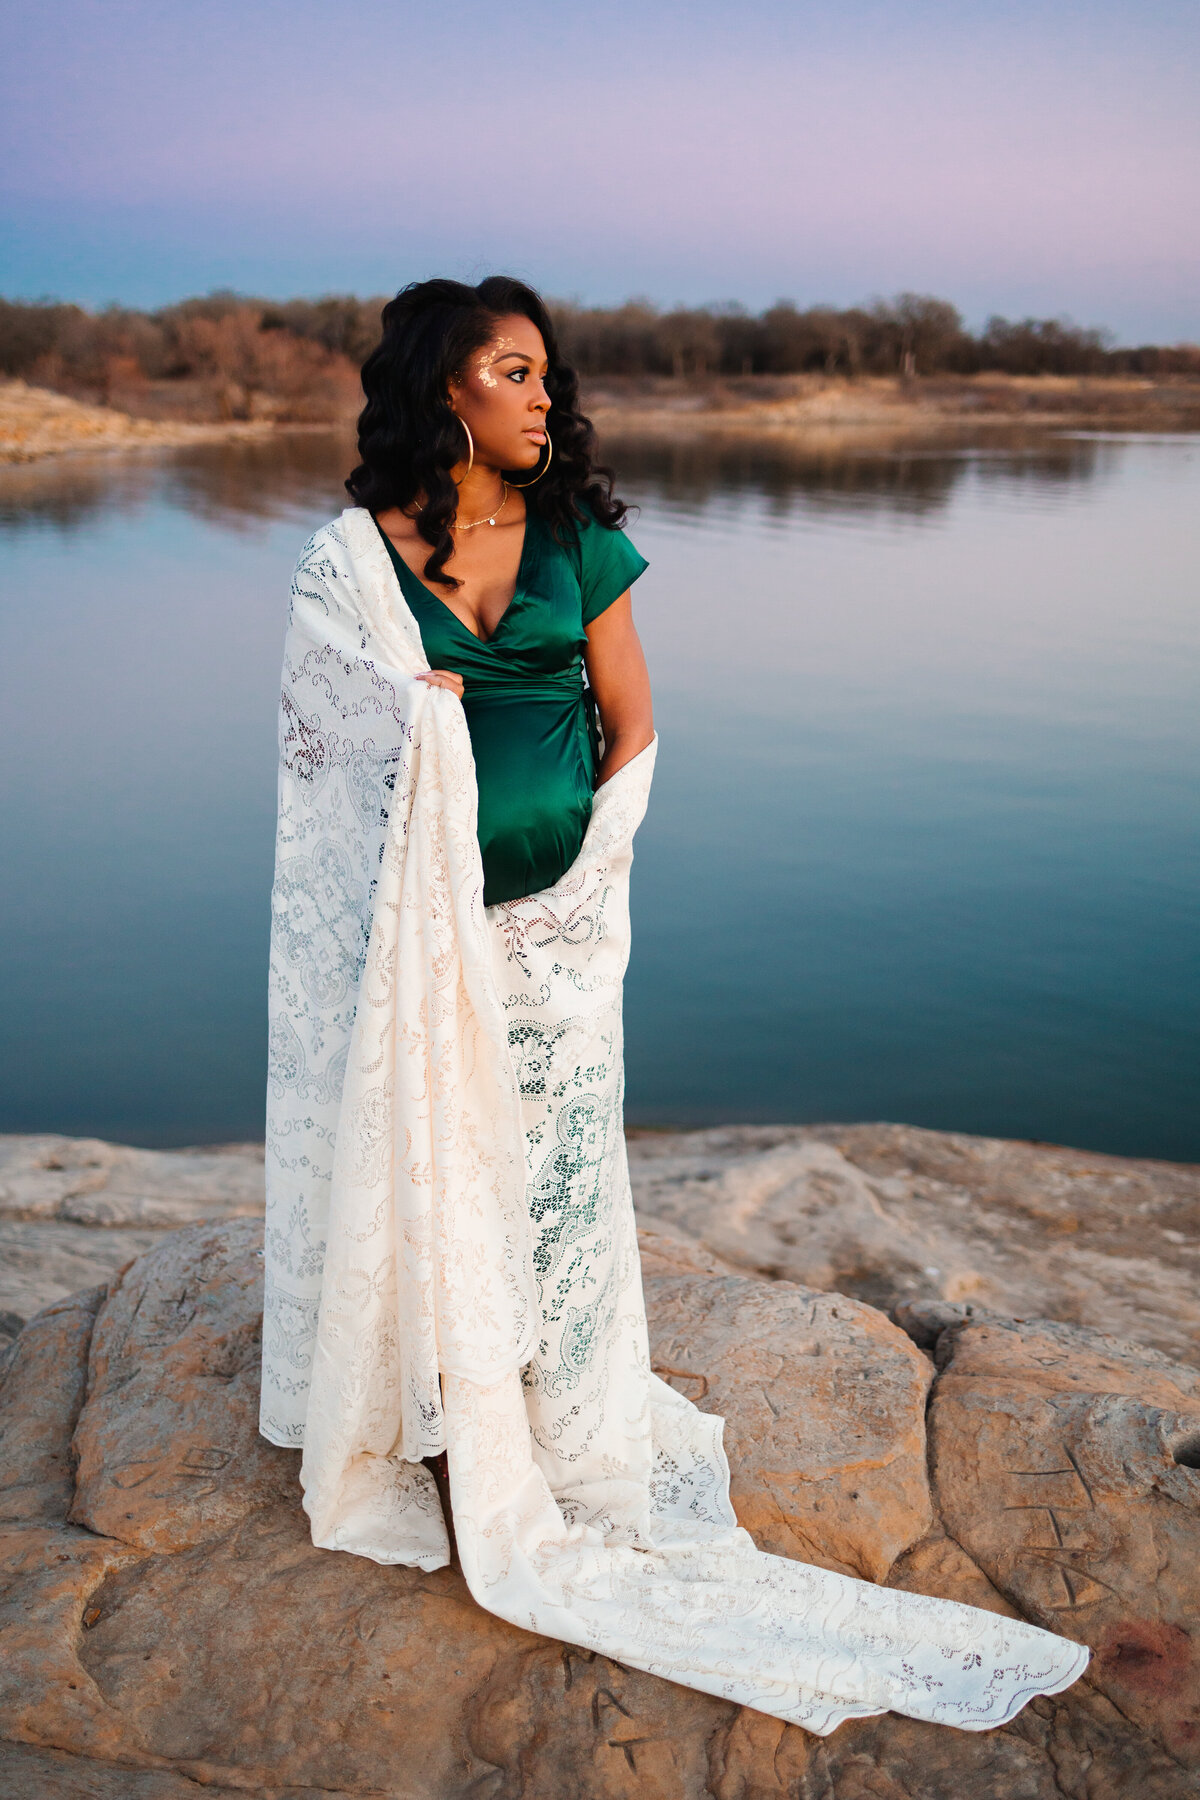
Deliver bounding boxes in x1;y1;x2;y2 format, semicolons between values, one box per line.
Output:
69;1220;297;1553
633;1218;739;1280
627;1123;1200;1367
0;1739;273;1800
0;1522;146;1763
0;1286;104;1524
928;1309;1200;1768
4;1125;1200;1793
0;1134;265;1330
0;1135;264;1228
0;378;277;464
6;1219;1200;1796
646;1273;931;1579
0;1219;164;1341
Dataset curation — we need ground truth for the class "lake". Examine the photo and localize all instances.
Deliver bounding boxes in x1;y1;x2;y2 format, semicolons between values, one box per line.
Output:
1;428;1197;1159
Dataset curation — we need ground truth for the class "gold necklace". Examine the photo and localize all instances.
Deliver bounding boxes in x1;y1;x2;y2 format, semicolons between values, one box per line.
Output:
457;481;509;530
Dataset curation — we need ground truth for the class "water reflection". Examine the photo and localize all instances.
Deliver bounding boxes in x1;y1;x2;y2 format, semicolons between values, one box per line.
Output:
603;429;1110;525
0;424;1113;536
0;430;357;535
0;430;1196;1157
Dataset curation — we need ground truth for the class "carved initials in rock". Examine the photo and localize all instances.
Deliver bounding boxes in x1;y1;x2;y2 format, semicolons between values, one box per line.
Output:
559;1647;654;1773
592;1687;632;1728
1002;1444;1116;1611
109;1462;160;1490
177;1446;234;1476
652;1364;709;1402
109;1445;234;1496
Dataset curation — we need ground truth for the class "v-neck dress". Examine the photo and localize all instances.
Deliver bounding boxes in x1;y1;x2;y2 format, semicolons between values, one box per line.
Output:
375;506;648;906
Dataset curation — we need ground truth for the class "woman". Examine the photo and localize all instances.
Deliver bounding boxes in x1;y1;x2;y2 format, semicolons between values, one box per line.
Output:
260;276;1088;1734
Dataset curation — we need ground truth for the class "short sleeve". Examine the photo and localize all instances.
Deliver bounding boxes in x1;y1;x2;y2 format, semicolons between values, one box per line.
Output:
576;509;649;626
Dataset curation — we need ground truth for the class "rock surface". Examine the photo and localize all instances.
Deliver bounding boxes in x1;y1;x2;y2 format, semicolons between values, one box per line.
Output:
631;1123;1200;1368
644;1256;932;1580
929;1311;1200;1768
0;1135;265;1346
6;1122;1199;1368
3;1165;1200;1796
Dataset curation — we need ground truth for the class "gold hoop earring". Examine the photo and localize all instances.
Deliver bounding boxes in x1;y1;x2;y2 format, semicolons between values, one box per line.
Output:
450;413;475;478
508;427;553;488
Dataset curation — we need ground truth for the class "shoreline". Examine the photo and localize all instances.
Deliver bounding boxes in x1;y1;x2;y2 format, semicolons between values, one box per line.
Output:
3;1121;1198;1363
585;369;1200;442
5;372;1200;465
0;379;309;464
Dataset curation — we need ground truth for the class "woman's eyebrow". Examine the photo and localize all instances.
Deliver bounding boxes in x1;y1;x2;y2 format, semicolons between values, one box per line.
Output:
490;350;534;364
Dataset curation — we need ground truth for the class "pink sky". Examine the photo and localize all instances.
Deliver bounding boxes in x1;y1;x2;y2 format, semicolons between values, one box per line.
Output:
4;0;1198;340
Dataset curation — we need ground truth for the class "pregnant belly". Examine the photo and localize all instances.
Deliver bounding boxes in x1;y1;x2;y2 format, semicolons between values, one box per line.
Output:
463;688;596;907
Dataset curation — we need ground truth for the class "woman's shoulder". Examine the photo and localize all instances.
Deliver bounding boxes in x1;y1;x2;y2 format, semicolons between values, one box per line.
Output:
293;507;390;583
298;506;372;557
554;495;643;567
556;496;648;624
287;508;382;640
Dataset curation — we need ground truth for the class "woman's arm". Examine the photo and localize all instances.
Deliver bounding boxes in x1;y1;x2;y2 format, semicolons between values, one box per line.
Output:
583;590;655;785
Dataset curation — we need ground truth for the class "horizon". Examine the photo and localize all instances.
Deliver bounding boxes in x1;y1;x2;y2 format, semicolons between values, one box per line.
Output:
3;285;1185;354
4;0;1199;345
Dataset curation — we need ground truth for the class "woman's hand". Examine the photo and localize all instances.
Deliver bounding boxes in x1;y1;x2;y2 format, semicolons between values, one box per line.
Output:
417;669;465;699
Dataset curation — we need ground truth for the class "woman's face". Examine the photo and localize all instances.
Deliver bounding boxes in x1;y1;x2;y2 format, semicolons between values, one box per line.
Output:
448;313;551;474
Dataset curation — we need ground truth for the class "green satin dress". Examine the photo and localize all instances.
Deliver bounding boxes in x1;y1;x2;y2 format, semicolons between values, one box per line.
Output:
374;506;648;906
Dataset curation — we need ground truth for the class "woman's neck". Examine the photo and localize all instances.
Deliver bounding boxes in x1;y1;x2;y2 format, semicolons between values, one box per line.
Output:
454;460;507;518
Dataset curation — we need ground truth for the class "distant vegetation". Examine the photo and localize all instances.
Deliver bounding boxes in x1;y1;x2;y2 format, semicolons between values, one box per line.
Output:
1;291;1197;423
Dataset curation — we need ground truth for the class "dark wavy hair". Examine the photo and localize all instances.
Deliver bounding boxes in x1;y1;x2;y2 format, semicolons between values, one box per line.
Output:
345;275;629;590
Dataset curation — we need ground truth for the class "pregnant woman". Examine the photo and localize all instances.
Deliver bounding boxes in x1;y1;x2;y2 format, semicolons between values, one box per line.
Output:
260;275;1088;1734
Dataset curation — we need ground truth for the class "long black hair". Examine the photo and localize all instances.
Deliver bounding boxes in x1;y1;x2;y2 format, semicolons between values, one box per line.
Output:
346;275;629;590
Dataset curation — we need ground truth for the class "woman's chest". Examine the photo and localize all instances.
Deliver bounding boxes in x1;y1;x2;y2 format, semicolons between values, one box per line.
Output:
412;579;588;677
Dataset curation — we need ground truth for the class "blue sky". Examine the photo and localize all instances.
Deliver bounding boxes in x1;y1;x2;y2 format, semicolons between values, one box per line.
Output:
4;0;1199;340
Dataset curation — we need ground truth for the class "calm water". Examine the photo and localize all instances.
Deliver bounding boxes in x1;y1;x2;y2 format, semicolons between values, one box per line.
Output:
1;430;1197;1158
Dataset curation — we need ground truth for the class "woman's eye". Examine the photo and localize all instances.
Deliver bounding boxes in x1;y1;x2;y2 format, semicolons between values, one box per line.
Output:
508;369;526;382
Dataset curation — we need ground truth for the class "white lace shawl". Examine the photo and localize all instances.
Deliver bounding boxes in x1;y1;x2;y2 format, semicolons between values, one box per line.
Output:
258;510;1091;1734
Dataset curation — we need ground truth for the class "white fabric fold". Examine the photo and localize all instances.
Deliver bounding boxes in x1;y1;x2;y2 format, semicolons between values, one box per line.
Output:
260;505;1090;1730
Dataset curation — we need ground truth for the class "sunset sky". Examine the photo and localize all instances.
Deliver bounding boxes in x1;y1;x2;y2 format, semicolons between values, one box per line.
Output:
4;0;1198;340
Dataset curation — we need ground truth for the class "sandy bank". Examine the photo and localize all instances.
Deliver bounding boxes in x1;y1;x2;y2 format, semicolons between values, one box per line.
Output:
0;379;278;463
584;371;1200;441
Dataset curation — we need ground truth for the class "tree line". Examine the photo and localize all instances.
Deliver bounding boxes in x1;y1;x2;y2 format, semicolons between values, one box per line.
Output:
1;290;1196;421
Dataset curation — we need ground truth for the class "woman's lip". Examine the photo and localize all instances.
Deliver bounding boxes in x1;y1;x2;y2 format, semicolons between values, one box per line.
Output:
523;428;547;440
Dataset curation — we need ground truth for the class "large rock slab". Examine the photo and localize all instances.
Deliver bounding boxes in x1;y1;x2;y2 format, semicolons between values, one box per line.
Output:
0;1135;264;1227
0;1135;264;1348
0;1739;274;1800
628;1123;1200;1366
646;1272;931;1579
7;1218;1200;1795
0;1522;146;1763
927;1309;1200;1769
639;1217;934;1577
0;1286;104;1524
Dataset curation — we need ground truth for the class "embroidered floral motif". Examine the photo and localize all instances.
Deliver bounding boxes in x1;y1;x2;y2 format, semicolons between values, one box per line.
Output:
271;838;369;1008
